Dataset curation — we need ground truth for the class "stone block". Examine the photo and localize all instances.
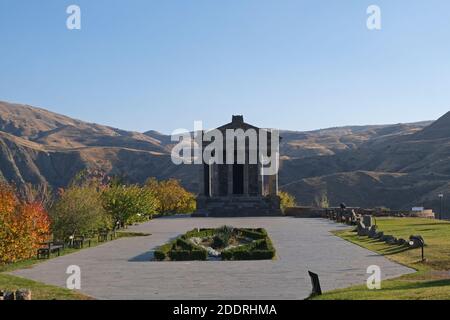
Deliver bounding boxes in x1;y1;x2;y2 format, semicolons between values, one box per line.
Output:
362;215;374;228
15;289;32;300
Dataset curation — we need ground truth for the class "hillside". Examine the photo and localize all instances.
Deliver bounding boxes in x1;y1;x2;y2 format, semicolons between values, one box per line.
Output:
0;101;197;191
1;100;448;216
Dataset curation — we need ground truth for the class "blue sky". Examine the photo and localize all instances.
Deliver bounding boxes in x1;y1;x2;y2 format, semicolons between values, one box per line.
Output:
1;0;450;133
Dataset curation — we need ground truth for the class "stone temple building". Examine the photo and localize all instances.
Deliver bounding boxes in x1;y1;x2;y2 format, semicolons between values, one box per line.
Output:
195;115;282;217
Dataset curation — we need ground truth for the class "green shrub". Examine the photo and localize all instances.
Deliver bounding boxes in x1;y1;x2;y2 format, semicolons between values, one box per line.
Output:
238;228;267;240
155;227;275;261
169;249;207;261
221;237;276;261
154;242;173;261
212;235;226;249
174;238;196;250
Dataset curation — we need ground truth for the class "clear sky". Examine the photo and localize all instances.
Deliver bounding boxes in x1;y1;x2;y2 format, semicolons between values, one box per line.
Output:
1;0;450;133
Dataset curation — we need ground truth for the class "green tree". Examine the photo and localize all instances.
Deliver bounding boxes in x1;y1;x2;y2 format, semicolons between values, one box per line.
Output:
50;185;111;240
146;178;196;215
279;191;297;212
102;184;159;228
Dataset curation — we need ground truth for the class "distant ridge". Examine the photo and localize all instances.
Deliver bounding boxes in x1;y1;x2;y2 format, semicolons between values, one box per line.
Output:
1;100;449;217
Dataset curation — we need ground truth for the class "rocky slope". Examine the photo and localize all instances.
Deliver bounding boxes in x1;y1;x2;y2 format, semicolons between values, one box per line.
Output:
2;100;449;216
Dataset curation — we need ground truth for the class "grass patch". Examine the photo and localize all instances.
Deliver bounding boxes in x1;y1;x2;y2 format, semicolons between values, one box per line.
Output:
315;218;450;300
0;273;91;300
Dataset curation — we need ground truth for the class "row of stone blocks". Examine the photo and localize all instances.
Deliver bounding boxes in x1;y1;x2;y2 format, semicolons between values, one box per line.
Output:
0;289;32;300
357;220;424;248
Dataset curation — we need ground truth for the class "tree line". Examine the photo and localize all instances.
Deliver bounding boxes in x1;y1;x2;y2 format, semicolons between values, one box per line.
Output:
0;171;196;264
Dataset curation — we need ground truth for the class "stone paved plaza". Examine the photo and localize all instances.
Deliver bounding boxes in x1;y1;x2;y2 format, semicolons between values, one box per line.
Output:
11;217;414;299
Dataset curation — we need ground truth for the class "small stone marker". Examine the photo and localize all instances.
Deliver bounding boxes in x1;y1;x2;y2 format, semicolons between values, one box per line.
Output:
363;215;373;228
15;289;32;300
3;291;15;300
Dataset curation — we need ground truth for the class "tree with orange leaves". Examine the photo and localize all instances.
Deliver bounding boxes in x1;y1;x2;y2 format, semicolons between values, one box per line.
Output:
0;182;51;264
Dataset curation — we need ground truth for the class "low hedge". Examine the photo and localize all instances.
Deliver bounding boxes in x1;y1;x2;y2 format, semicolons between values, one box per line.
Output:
168;249;207;261
222;238;276;261
154;227;275;261
237;228;268;240
154;242;173;261
154;235;207;261
182;228;217;239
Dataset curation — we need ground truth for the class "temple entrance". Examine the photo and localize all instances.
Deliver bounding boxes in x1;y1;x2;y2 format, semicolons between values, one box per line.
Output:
233;164;244;195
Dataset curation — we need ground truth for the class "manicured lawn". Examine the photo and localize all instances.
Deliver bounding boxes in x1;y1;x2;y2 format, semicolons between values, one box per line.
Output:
0;230;150;300
316;218;450;300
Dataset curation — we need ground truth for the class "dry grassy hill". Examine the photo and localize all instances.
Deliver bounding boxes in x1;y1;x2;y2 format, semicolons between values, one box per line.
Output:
1;100;448;216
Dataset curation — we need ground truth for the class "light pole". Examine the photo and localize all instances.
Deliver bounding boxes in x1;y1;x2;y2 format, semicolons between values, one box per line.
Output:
438;194;444;220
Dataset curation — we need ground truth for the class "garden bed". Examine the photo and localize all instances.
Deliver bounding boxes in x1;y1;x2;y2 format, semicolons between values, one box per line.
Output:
153;226;276;261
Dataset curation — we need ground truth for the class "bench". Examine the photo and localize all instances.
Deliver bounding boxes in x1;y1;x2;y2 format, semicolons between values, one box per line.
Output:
98;229;117;242
72;235;92;249
37;241;65;259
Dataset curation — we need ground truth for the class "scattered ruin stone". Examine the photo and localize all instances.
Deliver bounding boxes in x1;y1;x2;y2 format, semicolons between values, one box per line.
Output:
385;236;398;245
357;221;368;236
362;215;374;228
368;225;378;238
15;289;32;300
3;291;15;300
380;234;391;242
374;231;384;239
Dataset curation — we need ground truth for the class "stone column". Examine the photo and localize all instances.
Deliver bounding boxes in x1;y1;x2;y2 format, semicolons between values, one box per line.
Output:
199;164;205;196
244;162;249;196
213;164;220;196
208;163;214;197
228;164;233;195
259;163;265;196
268;174;278;196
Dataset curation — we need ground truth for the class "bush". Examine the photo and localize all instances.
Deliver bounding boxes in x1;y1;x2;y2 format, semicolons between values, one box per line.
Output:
222;237;276;261
279;191;297;212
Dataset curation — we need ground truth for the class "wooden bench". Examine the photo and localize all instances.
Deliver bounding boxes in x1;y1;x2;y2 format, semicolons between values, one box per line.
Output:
98;229;117;242
37;242;65;259
72;235;92;249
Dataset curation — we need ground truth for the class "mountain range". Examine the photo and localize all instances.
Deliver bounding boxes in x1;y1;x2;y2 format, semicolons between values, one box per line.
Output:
1;100;449;217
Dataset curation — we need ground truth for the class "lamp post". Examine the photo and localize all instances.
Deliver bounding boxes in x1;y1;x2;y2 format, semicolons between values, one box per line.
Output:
438;194;444;220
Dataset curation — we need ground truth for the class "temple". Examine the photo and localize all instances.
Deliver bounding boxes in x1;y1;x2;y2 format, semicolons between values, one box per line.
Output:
194;115;282;217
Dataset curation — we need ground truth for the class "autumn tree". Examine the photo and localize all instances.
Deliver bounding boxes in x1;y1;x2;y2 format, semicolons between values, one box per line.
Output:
145;178;196;215
279;191;297;212
0;183;51;264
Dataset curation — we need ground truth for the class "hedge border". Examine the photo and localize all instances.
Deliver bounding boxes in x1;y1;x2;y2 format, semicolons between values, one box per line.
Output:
153;227;275;261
